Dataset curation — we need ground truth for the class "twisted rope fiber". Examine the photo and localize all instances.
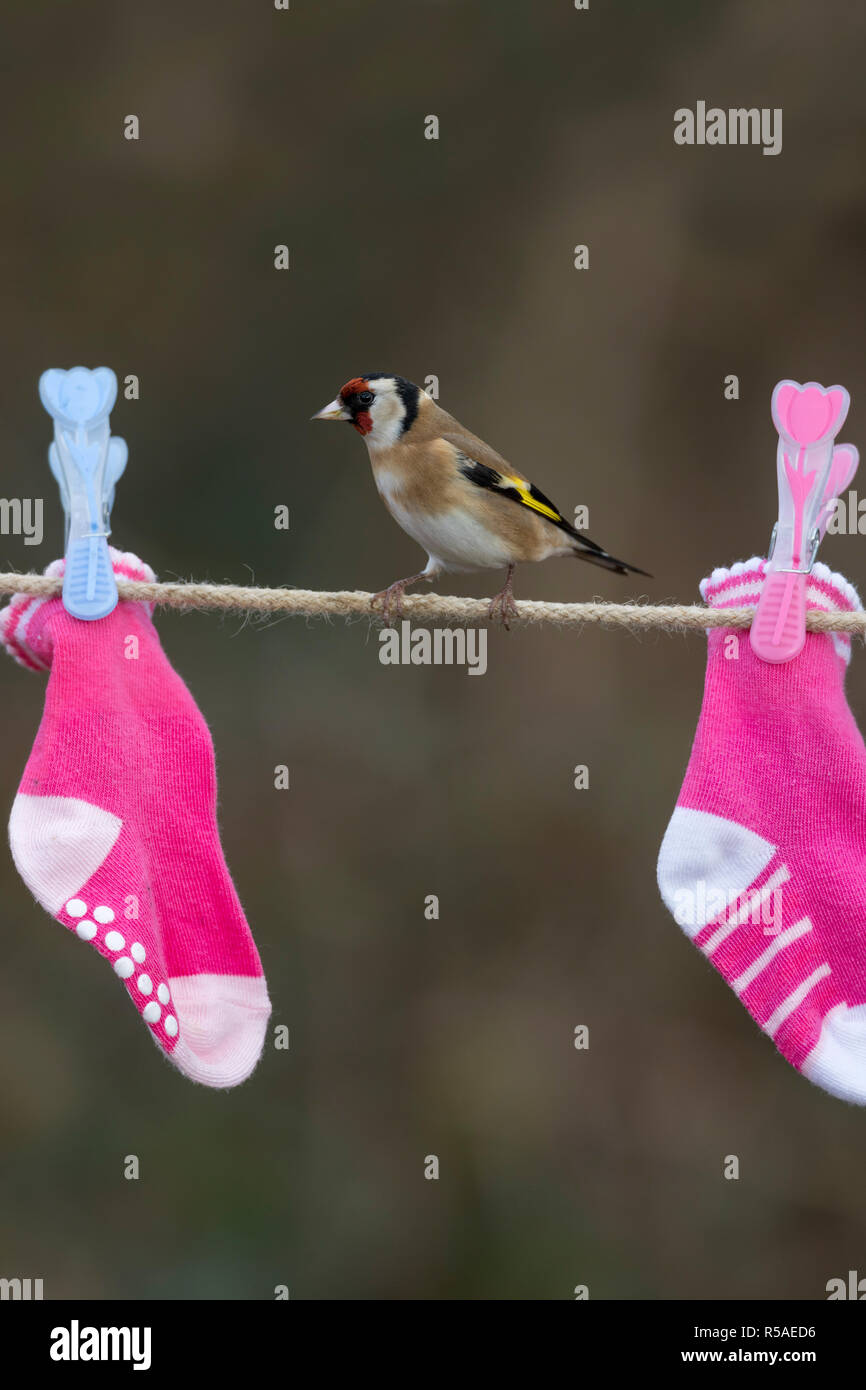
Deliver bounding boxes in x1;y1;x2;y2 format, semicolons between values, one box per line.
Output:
1;572;865;634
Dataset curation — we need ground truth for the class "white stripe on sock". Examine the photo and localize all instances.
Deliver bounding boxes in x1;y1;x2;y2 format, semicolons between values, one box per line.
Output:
732;917;812;995
764;964;831;1038
7;597;47;668
708;587;762;609
701;865;791;957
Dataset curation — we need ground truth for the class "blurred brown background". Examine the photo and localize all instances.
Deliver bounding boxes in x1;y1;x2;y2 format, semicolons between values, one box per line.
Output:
1;0;866;1300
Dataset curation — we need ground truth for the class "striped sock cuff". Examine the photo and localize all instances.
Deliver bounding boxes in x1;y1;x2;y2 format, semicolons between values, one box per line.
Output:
0;549;157;671
700;557;861;614
700;557;861;665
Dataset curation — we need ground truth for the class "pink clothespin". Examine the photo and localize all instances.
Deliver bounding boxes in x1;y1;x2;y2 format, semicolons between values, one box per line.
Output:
750;381;851;664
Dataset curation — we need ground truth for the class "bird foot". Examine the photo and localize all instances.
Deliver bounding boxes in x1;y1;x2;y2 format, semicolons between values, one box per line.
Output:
371;571;432;625
371;580;410;626
487;584;519;630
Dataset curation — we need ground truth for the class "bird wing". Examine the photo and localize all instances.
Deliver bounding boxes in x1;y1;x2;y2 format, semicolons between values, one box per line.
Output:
440;429;608;553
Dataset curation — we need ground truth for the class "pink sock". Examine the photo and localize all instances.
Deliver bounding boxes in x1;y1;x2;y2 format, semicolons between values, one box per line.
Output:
658;556;866;1104
1;548;270;1089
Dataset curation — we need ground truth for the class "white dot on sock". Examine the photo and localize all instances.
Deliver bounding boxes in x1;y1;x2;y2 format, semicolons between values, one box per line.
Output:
93;905;115;924
114;957;134;979
130;942;146;963
66;899;87;918
142;1002;161;1024
104;931;125;951
164;1015;178;1036
75;920;97;941
137;974;153;995
157;983;170;1004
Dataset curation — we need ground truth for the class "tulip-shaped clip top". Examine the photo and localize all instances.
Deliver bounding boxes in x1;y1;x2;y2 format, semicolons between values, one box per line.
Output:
39;367;128;621
750;380;853;664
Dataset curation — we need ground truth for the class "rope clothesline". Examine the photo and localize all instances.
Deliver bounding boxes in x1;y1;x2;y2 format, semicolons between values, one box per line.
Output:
1;571;865;635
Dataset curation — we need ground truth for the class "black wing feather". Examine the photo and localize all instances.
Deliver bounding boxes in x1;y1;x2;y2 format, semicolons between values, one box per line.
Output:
456;455;605;550
456;453;651;576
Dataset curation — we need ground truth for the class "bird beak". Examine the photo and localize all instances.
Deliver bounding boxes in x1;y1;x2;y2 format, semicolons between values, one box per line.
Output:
311;398;350;421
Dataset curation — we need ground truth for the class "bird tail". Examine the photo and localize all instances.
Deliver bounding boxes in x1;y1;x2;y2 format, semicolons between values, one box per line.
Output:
570;538;652;578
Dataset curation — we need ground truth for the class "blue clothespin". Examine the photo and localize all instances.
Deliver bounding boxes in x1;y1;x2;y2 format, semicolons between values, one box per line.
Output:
39;367;128;620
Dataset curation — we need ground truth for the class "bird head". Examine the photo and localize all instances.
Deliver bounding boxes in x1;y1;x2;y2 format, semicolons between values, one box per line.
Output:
312;374;422;449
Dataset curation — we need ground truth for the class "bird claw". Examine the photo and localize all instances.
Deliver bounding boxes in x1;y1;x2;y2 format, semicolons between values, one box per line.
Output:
371;581;407;626
487;587;519;630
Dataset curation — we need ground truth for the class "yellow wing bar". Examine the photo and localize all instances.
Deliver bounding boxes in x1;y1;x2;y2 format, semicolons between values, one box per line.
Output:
503;476;562;524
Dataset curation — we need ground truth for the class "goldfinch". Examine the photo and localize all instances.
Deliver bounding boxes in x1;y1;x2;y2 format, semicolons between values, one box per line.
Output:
313;374;649;624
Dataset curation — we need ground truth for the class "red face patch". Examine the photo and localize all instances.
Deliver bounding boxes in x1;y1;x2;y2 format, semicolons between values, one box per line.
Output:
340;376;369;402
339;377;374;435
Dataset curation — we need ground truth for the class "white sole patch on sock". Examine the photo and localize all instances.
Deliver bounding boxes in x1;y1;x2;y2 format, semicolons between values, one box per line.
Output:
657;807;777;939
802;1002;866;1103
9;793;123;914
166;974;271;1089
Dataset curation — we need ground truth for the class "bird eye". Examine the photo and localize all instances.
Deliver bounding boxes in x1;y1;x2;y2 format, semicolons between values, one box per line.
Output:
357;390;374;406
